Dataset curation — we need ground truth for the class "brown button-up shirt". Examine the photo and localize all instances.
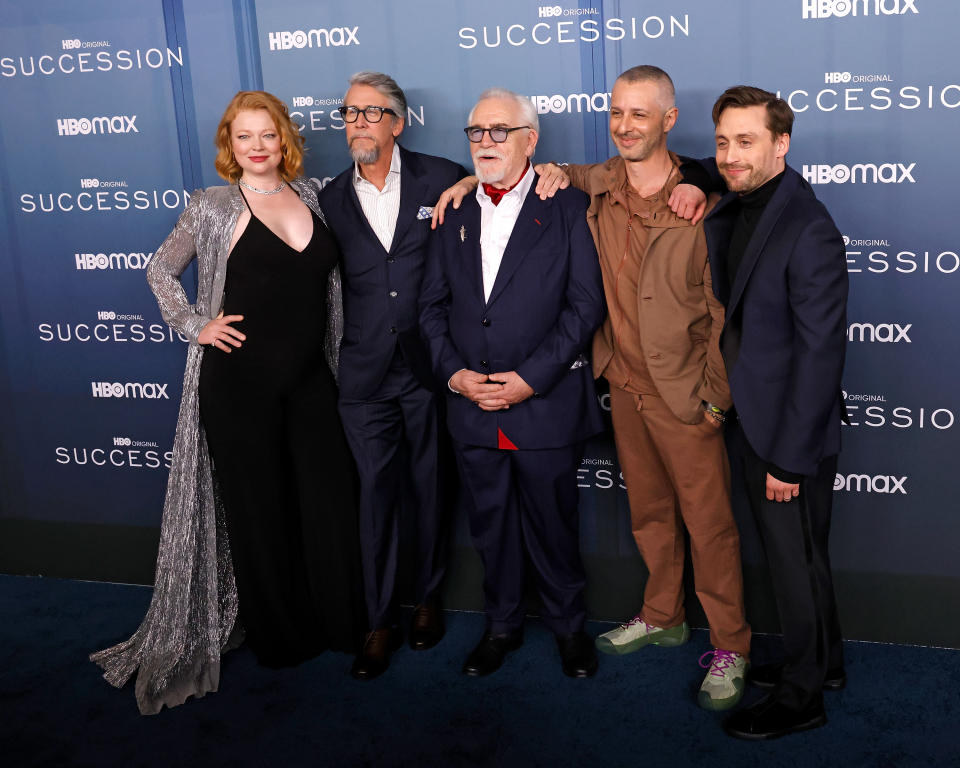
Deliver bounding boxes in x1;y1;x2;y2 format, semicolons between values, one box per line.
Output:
599;162;681;396
566;153;732;424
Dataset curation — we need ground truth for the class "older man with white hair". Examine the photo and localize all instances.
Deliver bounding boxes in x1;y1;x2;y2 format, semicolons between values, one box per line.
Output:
420;88;606;678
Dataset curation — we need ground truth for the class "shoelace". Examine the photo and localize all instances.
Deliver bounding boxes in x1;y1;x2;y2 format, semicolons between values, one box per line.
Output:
699;649;741;677
620;614;657;632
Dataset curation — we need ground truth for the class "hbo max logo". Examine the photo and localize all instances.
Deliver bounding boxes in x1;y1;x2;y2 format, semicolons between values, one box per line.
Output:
834;473;907;494
92;381;169;399
803;0;918;19
58;115;138;136
267;26;359;50
802;163;916;184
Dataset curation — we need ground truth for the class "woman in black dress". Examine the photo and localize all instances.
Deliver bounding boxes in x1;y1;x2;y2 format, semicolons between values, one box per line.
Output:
198;98;362;666
92;92;364;711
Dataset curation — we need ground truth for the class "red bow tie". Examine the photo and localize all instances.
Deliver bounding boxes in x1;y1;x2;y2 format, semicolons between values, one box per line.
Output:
482;183;509;205
481;162;530;205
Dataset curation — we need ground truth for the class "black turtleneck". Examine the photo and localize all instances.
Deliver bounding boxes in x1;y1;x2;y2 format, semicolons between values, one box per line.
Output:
727;170;785;294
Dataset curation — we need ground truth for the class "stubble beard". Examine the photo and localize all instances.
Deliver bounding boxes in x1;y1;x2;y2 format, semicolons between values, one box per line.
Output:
721;165;765;194
614;126;667;164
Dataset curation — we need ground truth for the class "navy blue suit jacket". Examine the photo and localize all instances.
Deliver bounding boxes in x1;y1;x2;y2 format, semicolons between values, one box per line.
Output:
319;146;467;400
704;165;848;477
419;179;606;450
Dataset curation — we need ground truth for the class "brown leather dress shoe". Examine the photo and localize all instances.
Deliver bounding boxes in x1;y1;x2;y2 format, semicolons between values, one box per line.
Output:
409;602;445;651
350;628;402;681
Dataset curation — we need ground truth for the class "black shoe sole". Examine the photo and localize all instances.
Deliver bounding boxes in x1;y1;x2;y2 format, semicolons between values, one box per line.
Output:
822;676;846;691
350;665;386;681
725;713;827;741
750;676;846;692
562;663;598;679
409;631;445;651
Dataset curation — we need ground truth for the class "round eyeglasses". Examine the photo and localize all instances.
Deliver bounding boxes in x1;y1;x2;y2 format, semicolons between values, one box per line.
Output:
338;105;398;123
464;126;531;143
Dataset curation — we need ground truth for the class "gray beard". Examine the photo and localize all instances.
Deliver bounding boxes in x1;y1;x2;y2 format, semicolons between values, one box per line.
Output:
350;143;380;165
473;156;506;185
474;166;504;185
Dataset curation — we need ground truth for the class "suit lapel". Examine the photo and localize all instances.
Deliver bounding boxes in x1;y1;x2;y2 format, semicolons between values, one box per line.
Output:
459;199;485;307
485;185;551;309
705;191;739;306
389;147;428;253
344;180;388;253
725;168;799;318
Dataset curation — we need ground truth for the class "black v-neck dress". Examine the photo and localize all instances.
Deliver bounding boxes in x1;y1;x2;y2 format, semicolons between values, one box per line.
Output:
198;196;363;666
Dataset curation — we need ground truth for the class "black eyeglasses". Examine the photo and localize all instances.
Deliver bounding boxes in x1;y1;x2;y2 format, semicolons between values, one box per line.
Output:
464;125;531;143
338;105;398;123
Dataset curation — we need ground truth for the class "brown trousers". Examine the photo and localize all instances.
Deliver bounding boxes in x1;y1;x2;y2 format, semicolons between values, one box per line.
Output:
609;386;751;656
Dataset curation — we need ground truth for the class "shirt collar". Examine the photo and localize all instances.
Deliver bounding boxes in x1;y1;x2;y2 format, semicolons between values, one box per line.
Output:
353;143;401;186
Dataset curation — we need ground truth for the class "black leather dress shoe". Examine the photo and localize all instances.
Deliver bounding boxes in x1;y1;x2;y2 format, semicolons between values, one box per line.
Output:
351;628;402;681
556;631;598;678
409;602;445;651
462;631;523;676
725;694;827;740
748;661;847;691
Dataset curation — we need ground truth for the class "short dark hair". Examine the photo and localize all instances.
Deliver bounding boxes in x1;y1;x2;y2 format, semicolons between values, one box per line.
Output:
711;85;794;137
616;65;675;109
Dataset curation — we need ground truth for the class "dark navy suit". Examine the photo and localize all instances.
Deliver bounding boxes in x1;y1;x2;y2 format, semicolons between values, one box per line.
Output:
705;165;848;709
420;178;605;635
319;146;467;629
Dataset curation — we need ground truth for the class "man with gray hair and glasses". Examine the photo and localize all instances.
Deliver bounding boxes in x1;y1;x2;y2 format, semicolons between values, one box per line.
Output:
319;71;467;681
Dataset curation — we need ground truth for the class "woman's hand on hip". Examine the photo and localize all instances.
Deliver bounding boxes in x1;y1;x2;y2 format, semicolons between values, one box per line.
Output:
198;312;245;352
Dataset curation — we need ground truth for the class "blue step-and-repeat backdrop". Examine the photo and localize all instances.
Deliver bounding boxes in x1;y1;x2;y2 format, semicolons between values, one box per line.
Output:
1;0;957;647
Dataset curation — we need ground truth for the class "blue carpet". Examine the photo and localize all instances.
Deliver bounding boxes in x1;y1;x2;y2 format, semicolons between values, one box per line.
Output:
1;574;958;767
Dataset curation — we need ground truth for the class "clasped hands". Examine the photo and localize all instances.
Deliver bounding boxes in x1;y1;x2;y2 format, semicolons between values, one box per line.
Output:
451;369;534;411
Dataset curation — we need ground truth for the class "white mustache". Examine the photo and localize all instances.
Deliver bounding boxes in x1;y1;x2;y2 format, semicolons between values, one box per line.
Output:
473;149;506;161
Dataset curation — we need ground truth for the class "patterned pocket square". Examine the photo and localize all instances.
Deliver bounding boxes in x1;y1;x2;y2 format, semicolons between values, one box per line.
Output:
417;206;434;220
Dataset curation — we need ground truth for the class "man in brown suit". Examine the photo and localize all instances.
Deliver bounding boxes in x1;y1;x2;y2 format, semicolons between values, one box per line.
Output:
537;65;751;711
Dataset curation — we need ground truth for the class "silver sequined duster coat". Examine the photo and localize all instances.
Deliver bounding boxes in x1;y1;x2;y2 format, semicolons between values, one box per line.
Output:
90;178;342;715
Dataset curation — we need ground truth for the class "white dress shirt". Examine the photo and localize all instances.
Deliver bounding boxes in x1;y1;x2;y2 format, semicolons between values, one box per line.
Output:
353;143;402;251
448;163;536;393
476;162;535;302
